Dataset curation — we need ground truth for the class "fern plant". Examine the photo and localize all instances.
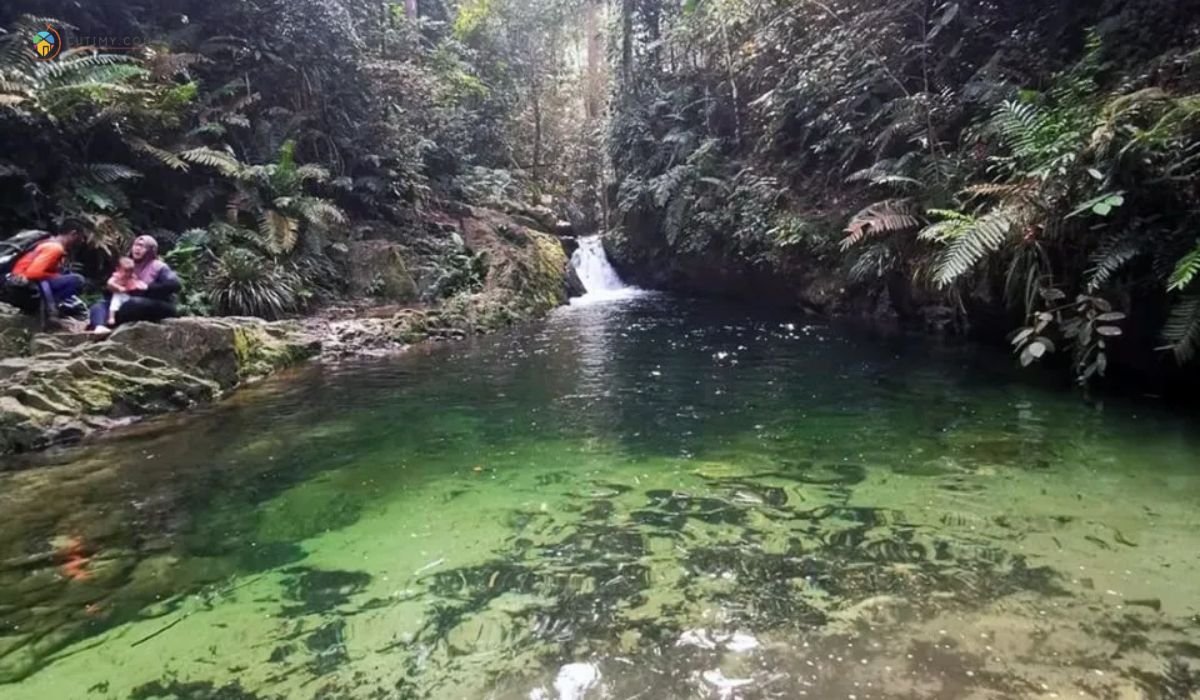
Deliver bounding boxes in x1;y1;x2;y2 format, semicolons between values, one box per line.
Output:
181;140;346;256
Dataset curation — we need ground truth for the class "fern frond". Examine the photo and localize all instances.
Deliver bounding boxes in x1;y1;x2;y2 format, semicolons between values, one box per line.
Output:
933;207;1019;286
991;100;1045;159
85;163;142;182
291;196;346;226
180;147;243;176
128;138;189;171
1163;295;1200;363
650;165;692;207
294;164;330;183
1167;240;1200;292
963;180;1041;203
841;200;922;250
39;51;138;81
259;209;298;254
848;243;896;282
1086;237;1142;292
918;209;976;243
144;51;207;81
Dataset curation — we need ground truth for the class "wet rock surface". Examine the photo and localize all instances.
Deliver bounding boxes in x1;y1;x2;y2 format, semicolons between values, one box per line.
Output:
0;303;32;360
0;318;318;456
1;206;572;456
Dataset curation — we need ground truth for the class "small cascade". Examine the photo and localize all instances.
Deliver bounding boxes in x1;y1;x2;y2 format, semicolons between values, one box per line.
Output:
571;235;628;294
568;235;643;305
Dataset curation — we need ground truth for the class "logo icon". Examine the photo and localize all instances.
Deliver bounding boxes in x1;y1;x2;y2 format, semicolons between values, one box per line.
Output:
33;25;62;61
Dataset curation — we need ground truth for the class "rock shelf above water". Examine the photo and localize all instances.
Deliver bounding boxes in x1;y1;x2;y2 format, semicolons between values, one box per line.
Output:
0;316;319;456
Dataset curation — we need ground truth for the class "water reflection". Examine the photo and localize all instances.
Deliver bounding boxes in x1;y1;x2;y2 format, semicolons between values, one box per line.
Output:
1;295;1198;698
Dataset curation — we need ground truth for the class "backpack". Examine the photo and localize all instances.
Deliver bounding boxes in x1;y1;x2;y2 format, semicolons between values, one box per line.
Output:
0;230;52;278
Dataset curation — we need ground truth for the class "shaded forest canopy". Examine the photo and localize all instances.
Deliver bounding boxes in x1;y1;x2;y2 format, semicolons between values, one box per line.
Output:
0;0;608;317
4;0;1200;387
606;0;1200;387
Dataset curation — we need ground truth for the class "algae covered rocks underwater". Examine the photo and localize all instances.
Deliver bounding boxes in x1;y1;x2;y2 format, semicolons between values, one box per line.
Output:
1;295;1198;699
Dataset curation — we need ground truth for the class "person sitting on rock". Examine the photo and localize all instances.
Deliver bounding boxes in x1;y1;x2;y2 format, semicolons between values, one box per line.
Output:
5;226;87;318
103;256;144;329
88;235;182;334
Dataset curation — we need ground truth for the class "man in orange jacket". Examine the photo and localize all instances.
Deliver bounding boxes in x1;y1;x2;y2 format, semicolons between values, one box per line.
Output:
8;227;86;310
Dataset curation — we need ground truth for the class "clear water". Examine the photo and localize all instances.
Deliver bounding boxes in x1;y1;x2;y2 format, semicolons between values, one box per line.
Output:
1;295;1198;699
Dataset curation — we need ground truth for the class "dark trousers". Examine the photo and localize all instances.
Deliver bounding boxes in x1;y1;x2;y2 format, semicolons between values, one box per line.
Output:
4;273;84;314
88;296;177;328
44;273;84;301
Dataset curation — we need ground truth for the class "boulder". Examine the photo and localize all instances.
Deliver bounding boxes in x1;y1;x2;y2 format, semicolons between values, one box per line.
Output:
111;317;318;389
0;303;31;359
0;342;219;454
559;235;580;258
0;318;320;455
343;240;419;301
526;205;558;231
29;332;97;355
566;262;586;297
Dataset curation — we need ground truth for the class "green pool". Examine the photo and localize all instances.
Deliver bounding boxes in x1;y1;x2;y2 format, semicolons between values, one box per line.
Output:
1;294;1197;699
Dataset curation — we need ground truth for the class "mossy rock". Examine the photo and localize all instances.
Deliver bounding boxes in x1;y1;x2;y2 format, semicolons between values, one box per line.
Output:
344;240;419;301
0;303;32;360
112;317;319;389
0;318;319;454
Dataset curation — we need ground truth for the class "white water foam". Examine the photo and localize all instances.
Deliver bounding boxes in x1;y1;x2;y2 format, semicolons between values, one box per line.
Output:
568;235;645;305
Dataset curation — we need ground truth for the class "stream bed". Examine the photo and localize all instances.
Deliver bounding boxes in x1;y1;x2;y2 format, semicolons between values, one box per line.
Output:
1;294;1198;699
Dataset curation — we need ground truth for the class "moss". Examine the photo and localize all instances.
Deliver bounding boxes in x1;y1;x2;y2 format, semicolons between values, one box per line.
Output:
231;322;318;382
0;303;32;360
517;231;569;314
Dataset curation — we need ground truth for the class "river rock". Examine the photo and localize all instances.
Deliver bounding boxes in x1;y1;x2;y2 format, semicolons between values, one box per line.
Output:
343;240;419;301
0;303;31;359
111;317;319;389
0;318;320;455
566;261;586;297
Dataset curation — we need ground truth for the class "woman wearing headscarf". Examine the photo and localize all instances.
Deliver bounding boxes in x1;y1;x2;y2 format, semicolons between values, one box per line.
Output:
88;235;182;333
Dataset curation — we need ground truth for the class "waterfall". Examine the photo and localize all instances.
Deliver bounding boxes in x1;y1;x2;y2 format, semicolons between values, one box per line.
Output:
571;235;627;293
569;235;642;305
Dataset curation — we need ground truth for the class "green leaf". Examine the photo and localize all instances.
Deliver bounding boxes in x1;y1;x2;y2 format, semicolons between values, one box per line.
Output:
1067;191;1126;219
1010;328;1034;346
1096;326;1122;337
1168;240;1200;291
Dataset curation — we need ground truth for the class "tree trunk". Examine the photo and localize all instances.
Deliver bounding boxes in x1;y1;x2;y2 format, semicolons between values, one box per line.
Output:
584;0;603;120
531;89;543;185
621;0;634;84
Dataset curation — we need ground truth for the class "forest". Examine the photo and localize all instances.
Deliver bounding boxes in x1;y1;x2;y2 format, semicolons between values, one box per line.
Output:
2;0;1200;388
3;2;1200;698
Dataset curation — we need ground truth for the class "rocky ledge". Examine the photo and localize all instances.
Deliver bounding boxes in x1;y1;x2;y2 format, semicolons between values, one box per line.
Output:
0;205;573;457
0;316;319;455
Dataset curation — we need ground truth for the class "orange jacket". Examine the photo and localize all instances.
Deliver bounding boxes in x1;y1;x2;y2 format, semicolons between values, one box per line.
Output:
11;240;66;281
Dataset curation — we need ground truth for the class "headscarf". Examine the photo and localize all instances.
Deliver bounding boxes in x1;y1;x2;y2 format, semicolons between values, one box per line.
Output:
132;235;167;285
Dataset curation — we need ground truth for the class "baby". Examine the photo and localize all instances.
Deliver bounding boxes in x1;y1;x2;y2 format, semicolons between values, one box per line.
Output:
104;257;145;327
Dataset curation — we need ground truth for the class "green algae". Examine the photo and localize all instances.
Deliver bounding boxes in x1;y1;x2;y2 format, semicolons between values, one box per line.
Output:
1;296;1199;698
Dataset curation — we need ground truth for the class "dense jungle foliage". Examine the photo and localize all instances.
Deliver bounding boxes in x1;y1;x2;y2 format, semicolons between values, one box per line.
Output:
0;0;605;317
608;0;1200;385
5;0;1200;388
